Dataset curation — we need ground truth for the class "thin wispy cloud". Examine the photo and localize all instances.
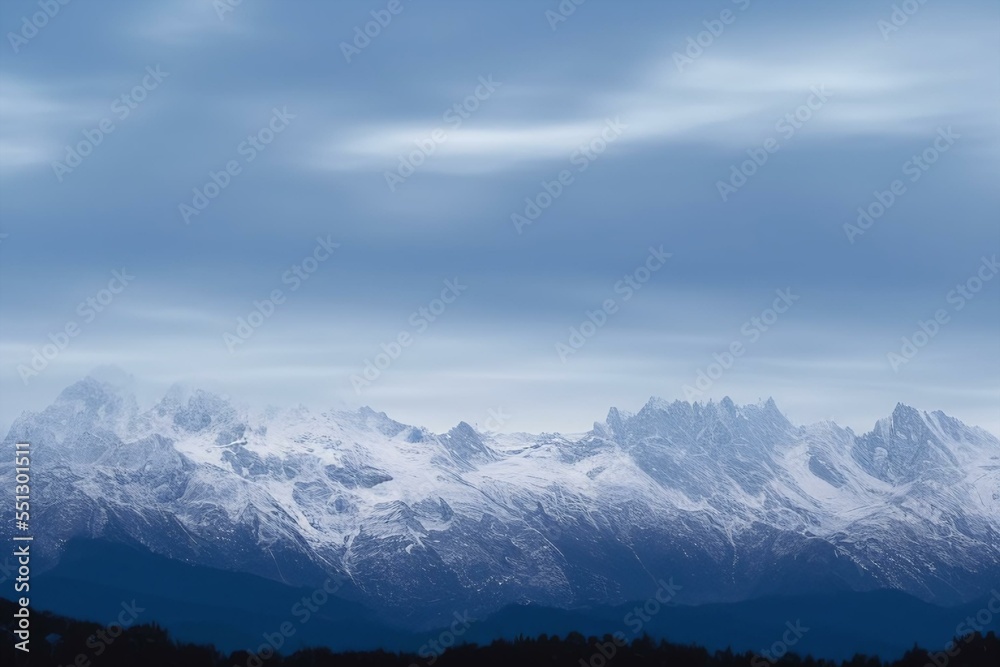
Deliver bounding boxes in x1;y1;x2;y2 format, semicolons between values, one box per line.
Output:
314;31;998;175
123;0;254;44
0;0;996;439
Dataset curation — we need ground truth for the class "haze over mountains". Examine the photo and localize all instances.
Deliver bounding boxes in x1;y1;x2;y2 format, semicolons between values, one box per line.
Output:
3;371;997;642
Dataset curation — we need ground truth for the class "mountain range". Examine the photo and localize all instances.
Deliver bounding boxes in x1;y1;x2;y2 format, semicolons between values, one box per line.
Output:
2;372;998;652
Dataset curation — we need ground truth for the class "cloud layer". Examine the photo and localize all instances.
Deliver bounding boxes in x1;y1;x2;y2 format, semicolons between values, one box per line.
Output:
0;0;997;435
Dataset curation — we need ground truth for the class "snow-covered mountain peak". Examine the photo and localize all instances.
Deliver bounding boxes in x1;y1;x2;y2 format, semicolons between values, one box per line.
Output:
56;374;132;409
36;374;142;443
641;396;678;412
439;421;495;469
3;376;998;625
603;396;794;456
151;385;239;436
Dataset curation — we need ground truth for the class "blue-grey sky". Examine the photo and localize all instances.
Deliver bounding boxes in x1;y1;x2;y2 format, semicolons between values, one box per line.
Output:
1;0;998;435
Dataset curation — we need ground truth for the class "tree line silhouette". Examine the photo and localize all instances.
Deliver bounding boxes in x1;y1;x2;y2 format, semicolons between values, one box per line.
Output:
2;599;997;667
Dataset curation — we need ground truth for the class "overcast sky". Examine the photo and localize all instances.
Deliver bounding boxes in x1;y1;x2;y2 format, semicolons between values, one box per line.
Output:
1;0;998;436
